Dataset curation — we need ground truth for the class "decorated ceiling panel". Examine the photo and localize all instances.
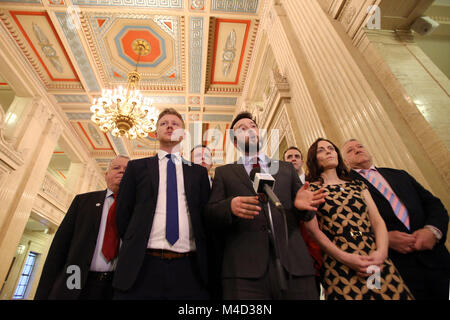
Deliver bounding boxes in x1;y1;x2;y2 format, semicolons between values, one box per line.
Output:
0;0;262;172
1;10;83;90
82;12;185;91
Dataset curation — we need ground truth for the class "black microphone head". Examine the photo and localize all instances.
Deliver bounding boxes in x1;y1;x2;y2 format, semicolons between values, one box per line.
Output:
249;166;261;181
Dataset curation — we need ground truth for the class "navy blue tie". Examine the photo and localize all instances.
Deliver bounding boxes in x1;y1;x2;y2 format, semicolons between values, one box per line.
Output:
166;154;179;245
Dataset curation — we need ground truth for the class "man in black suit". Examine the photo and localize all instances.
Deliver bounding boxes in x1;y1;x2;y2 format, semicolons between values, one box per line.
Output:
342;139;450;300
113;108;211;299
35;155;130;300
191;144;213;187
206;112;325;299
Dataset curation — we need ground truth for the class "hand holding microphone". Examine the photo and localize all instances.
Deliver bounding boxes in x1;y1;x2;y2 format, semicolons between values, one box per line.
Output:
249;167;283;209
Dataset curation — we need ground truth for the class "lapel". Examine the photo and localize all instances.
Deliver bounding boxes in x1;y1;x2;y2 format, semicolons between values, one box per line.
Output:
352;169;385;200
182;159;192;208
231;162;256;195
268;158;280;181
146;155;160;203
230;157;280;194
376;168;414;224
376;168;407;202
353;168;411;231
92;189;108;231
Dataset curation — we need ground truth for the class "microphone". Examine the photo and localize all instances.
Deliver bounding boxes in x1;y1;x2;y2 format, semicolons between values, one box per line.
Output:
250;167;282;209
249;166;288;292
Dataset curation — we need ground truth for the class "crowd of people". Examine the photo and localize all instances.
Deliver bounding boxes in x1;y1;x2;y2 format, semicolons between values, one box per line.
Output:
35;109;449;300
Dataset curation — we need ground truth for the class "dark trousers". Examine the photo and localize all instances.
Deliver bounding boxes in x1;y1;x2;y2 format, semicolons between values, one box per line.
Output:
222;257;318;300
398;263;449;300
78;272;114;300
113;255;208;300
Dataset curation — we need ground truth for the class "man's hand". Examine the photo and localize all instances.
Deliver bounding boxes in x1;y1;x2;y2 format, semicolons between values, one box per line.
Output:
294;182;326;211
388;231;416;254
412;228;437;251
231;196;261;219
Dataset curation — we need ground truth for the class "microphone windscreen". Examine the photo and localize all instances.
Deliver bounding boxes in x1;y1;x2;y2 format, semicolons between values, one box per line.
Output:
249;166;261;182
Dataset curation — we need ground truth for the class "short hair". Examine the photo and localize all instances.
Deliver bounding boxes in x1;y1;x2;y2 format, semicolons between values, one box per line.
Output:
283;146;303;161
341;138;361;159
107;154;130;172
156;108;185;128
229;111;257;141
342;138;359;149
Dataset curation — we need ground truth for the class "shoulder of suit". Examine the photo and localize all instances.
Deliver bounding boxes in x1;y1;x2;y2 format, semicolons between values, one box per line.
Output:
130;155;157;164
124;155;158;170
377;167;408;176
214;163;235;173
75;189;106;200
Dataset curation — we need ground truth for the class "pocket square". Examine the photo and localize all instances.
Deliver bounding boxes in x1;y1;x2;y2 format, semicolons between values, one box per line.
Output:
96;203;101;207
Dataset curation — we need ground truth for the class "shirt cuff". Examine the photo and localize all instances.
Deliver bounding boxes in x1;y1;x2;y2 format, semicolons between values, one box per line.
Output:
424;225;443;240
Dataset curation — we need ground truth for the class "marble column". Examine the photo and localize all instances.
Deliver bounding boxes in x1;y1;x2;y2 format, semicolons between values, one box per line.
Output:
0;98;62;286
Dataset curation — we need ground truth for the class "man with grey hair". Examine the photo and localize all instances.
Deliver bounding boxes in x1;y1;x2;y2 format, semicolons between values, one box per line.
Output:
35;155;129;300
342;139;449;300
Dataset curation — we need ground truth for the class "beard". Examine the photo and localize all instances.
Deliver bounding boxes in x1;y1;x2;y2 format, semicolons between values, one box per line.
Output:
237;137;260;155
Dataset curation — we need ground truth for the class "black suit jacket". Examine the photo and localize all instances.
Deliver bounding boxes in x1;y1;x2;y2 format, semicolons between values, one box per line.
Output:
35;190;108;300
350;168;450;270
112;156;211;291
206;160;315;279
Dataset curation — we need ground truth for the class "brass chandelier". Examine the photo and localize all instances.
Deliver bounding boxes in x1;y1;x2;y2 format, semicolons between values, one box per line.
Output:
90;40;159;139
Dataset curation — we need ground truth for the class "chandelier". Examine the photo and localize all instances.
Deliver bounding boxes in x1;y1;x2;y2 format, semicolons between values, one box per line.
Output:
90;40;159;139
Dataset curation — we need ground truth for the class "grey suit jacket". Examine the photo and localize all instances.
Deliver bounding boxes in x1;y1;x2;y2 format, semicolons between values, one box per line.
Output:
205;160;315;279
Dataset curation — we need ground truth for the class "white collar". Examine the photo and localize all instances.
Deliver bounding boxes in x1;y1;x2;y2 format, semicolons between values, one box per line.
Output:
240;153;270;166
106;188;114;198
157;149;181;161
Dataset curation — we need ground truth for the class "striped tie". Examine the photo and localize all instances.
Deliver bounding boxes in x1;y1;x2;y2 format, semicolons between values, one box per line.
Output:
360;169;410;230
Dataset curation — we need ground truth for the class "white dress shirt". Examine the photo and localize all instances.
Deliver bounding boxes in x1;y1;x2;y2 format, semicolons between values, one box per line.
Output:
240;153;270;175
147;150;195;252
90;189;117;272
299;173;306;184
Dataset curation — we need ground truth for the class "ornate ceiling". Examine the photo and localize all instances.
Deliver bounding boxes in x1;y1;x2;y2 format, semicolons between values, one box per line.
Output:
0;0;262;172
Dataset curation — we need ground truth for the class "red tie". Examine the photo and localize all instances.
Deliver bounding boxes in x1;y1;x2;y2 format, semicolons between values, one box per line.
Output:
252;157;260;169
102;194;119;262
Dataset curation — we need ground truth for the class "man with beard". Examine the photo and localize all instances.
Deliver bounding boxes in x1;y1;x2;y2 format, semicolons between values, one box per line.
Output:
205;112;326;299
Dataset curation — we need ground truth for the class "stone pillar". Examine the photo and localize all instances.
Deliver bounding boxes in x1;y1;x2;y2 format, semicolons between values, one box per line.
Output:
356;29;450;203
0;98;62;286
64;162;86;195
260;0;431;184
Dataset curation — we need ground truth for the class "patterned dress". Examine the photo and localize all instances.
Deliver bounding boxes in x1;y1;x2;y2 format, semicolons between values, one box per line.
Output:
310;180;414;300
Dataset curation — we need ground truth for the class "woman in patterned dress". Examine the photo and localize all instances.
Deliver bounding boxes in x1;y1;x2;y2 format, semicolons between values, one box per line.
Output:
303;138;414;300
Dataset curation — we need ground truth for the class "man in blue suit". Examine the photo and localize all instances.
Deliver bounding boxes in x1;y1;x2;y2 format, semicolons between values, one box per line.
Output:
113;108;211;299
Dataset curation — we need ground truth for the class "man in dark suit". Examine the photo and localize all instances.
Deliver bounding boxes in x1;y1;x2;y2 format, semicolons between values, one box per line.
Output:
342;139;450;300
206;112;325;299
35;155;129;300
191;144;213;187
283;146;322;295
113;108;211;299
